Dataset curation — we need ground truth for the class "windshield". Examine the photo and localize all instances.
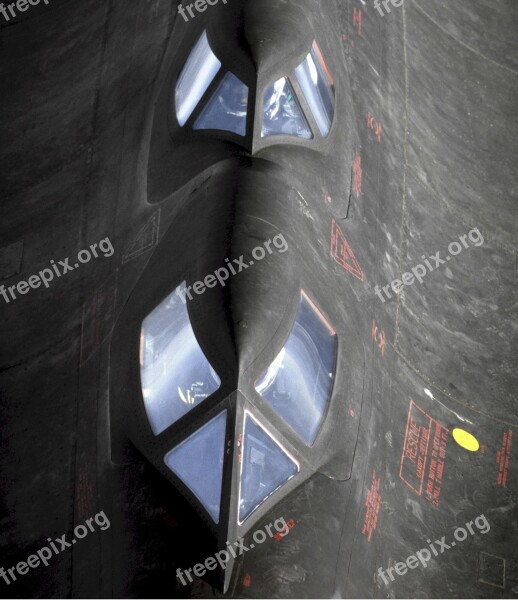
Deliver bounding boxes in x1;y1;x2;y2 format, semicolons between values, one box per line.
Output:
295;41;335;137
175;31;222;126
140;281;221;435
261;77;312;139
255;292;337;445
164;411;227;523
194;71;249;136
239;412;299;523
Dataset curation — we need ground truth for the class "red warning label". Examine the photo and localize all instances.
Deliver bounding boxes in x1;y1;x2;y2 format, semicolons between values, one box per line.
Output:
371;320;386;358
400;400;449;507
496;429;513;488
330;219;364;281
367;112;382;143
362;470;381;542
424;423;449;507
353;7;362;36
353;152;362;199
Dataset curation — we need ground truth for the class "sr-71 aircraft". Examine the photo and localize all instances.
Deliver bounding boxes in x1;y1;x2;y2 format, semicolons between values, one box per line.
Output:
0;0;517;597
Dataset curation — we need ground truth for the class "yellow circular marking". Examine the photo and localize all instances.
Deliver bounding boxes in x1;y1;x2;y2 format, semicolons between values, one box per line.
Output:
452;428;480;452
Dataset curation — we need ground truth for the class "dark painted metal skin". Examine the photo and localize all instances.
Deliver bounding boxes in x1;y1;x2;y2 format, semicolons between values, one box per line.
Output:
0;0;517;598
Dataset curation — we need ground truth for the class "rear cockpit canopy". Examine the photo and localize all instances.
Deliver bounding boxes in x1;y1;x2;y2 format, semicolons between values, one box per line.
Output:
174;30;335;145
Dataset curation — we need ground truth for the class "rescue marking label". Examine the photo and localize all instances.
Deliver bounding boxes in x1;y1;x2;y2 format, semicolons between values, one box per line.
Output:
362;470;381;542
496;428;512;488
399;400;449;507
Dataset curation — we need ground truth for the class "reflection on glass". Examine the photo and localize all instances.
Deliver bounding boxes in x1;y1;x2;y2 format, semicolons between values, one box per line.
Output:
140;281;221;435
295;41;335;137
175;31;222;127
194;72;248;136
261;77;312;139
255;292;337;445
239;413;299;523
164;411;227;523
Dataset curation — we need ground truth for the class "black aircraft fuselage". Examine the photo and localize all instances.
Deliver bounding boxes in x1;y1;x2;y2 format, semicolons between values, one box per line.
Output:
2;0;517;597
111;0;362;592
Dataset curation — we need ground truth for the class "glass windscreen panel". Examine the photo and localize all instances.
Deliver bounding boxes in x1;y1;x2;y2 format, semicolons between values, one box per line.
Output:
261;77;312;139
164;411;227;523
194;72;248;136
294;41;335;137
175;31;222;126
140;281;221;435
255;292;337;445
239;413;299;523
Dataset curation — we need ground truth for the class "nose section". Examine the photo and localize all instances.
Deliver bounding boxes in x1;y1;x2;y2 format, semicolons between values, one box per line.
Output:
173;157;299;380
112;148;349;591
197;389;302;594
113;0;358;589
154;166;310;589
173;159;299;386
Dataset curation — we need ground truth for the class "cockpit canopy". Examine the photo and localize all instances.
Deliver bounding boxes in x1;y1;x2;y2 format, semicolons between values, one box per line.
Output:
175;31;335;142
139;284;337;525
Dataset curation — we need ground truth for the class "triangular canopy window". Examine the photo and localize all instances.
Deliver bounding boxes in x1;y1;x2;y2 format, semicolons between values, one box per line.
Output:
164;411;227;523
239;413;299;523
194;72;249;136
261;77;312;139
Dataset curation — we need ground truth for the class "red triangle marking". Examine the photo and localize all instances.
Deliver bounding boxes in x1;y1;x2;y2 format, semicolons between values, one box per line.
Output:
330;219;364;281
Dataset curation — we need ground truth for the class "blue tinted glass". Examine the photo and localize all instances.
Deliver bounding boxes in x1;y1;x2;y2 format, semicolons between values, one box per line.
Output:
140;281;221;435
261;77;312;139
295;42;335;137
164;411;227;523
239;414;299;523
175;31;222;126
255;292;337;445
194;72;248;136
